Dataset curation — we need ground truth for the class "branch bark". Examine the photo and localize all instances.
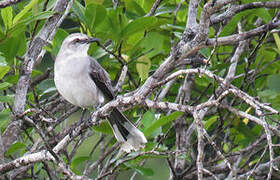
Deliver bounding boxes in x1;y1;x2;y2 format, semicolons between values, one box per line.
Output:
0;0;24;8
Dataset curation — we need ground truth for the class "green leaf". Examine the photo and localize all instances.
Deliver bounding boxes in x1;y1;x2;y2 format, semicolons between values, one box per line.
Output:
95;8;127;41
144;111;183;137
25;11;54;22
136;55;151;81
0;65;10;80
36;79;56;96
93;121;113;134
258;89;278;99
0;111;10;133
52;28;69;56
139;32;168;58
85;4;107;33
220;10;252;37
126;31;144;50
249;158;259;167
0;32;26;59
124;0;146;16
134;166;154;176
154;5;177;16
223;143;229;153
121;16;157;38
140;111;155;129
71;156;89;167
268;75;280;92
0;30;5;39
72;0;86;24
140;111;161;138
1;6;13;30
13;0;40;24
10;11;55;36
237;121;256;142
5;142;26;156
254;8;271;23
0;111;10;120
165;24;185;31
126;163;154;176
273;33;280;54
0;95;13;103
204;116;218;130
33;163;44;174
0;82;12;90
70;156;89;173
85;0;104;6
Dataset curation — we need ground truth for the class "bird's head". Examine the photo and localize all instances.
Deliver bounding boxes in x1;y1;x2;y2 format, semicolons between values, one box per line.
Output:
60;33;99;55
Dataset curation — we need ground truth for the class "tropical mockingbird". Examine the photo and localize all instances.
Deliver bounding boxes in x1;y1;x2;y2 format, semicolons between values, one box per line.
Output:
54;33;147;152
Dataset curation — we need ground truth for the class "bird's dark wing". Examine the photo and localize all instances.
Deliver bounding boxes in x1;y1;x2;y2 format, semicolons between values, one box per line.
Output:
88;57;115;100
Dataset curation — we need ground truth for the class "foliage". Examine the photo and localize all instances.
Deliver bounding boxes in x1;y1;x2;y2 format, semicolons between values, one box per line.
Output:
0;0;280;179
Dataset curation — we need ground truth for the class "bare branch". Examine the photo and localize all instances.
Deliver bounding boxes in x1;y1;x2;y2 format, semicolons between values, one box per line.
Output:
145;0;163;17
207;20;280;46
186;0;199;29
0;0;24;8
211;1;280;24
114;65;128;93
193;110;205;180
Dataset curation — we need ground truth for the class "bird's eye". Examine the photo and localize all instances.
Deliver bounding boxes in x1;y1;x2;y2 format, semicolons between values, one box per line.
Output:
73;38;80;43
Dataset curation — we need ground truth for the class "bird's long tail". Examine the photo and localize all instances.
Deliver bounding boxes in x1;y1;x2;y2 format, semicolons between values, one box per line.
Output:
108;108;147;152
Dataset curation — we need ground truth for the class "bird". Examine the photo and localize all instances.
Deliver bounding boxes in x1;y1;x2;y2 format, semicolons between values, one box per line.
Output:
54;33;147;152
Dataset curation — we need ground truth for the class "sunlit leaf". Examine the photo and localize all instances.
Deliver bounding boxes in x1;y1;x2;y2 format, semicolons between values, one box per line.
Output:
268;75;280;92
273;33;280;54
33;163;44;174
154;5;176;16
0;82;12;90
85;0;104;5
0;111;10;132
0;33;26;60
10;11;55;36
71;156;90;174
0;66;10;80
204;116;218;130
136;55;151;81
254;8;271;23
72;0;86;24
124;0;146;16
5;142;26;156
121;16;157;38
1;6;13;30
52;28;69;56
125;163;154;176
140;111;155;129
0;95;14;103
139;32;168;57
220;10;252;37
223;143;229;153
95;8;126;41
93;121;113;134
144;111;183;137
13;0;40;24
85;4;107;33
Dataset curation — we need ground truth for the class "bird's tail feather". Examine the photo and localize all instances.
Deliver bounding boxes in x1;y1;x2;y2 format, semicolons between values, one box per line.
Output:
108;108;147;152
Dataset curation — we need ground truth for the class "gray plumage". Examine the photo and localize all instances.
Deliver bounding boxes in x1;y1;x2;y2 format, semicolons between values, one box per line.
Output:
54;33;147;152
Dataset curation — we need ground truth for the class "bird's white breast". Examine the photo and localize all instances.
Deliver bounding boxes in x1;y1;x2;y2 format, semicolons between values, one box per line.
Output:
54;54;105;108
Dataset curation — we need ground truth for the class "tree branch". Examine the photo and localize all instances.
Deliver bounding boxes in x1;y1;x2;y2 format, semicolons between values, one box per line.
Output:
0;0;24;8
211;1;280;24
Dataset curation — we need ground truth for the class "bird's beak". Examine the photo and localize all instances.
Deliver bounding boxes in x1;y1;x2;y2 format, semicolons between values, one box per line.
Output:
87;37;100;43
